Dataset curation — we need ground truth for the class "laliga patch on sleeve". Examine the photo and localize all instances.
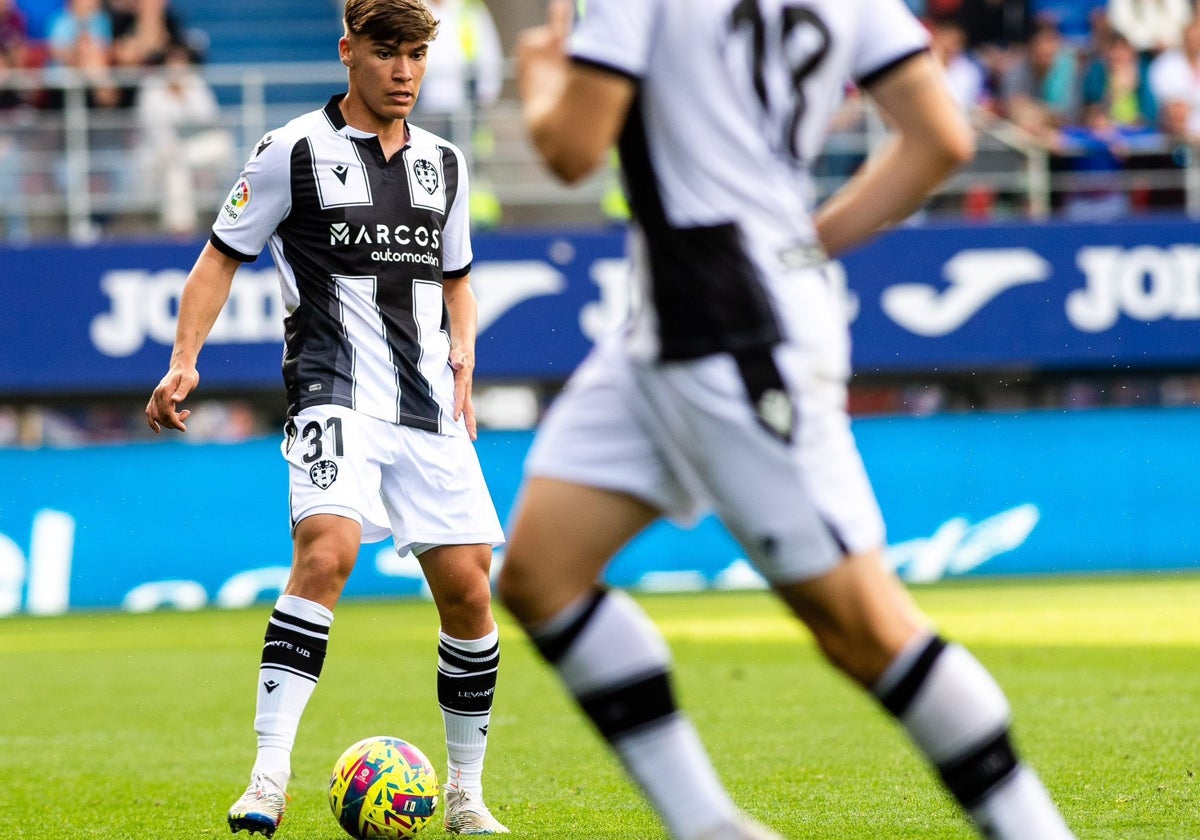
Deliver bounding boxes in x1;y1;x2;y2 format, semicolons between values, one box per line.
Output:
221;177;252;223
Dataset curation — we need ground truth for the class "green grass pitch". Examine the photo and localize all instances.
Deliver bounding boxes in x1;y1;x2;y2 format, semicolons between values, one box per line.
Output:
1;573;1198;839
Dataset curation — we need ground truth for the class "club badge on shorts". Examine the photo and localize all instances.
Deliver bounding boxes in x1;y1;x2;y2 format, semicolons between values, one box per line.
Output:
309;459;338;489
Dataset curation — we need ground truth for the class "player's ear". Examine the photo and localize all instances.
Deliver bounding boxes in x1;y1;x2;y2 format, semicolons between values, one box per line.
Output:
338;36;353;67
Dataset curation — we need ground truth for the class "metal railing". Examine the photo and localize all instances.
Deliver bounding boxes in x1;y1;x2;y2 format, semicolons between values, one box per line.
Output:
2;61;1199;243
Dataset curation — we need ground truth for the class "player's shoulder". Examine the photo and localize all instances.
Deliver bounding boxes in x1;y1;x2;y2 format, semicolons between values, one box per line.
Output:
248;106;333;165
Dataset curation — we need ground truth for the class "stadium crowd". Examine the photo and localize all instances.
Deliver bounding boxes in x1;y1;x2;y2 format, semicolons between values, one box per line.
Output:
0;0;234;241
3;0;1200;242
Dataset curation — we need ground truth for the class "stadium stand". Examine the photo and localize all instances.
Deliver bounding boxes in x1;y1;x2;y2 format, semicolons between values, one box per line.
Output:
169;0;341;66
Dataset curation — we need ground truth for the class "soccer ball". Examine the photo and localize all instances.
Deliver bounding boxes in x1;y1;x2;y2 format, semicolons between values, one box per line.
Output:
329;736;440;839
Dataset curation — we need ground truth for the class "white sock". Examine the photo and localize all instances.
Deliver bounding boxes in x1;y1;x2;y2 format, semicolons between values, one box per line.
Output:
970;767;1076;840
438;626;500;795
875;633;1075;839
251;594;333;789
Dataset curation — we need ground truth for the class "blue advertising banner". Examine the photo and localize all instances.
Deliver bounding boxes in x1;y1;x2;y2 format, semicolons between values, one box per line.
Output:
2;218;1200;394
0;408;1196;615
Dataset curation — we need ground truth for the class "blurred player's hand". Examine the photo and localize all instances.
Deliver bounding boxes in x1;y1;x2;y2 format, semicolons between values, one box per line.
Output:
146;367;198;433
517;0;573;105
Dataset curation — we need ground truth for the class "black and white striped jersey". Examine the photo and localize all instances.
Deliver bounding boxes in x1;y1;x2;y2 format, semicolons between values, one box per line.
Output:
211;95;473;436
569;0;929;365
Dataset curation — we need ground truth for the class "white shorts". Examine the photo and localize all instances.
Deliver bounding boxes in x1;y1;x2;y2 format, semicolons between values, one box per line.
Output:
525;340;885;584
283;406;505;556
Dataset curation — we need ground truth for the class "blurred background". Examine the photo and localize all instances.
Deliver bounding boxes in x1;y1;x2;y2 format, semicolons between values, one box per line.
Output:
2;0;1199;615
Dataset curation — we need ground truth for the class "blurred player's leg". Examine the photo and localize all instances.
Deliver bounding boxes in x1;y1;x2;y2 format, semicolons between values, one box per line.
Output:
779;550;1075;840
501;479;780;840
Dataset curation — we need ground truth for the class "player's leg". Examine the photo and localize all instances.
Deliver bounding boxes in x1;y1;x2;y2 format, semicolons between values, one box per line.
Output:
229;513;360;836
501;478;772;840
776;548;1074;839
231;407;383;836
377;424;507;834
418;542;509;835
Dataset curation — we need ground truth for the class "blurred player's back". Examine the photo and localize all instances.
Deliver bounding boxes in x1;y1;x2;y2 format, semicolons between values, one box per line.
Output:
570;0;927;363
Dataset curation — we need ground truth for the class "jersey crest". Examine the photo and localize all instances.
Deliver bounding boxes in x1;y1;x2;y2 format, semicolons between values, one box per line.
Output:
405;150;447;213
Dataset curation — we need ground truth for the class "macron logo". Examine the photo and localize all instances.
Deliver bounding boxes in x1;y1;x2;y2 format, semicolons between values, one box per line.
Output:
881;248;1051;337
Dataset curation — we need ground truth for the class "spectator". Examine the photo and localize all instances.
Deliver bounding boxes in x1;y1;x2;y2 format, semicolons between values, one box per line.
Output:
1001;17;1081;141
958;0;1033;102
134;42;234;236
45;0;122;107
0;0;31;241
1051;101;1161;219
930;16;992;114
413;0;503;227
2;0;27;66
45;0;140;240
106;0;186;68
1159;94;1200;141
1107;0;1192;58
13;0;61;41
47;0;110;66
1148;15;1200;138
1081;31;1157;128
1032;0;1107;45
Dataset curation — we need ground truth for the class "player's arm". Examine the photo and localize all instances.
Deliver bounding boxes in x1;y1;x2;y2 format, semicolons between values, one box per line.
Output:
813;52;975;258
145;242;241;433
443;274;480;441
518;0;635;184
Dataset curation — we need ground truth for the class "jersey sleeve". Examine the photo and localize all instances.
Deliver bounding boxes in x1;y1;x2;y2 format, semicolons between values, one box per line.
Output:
210;130;294;262
851;0;929;87
442;143;473;279
568;0;660;79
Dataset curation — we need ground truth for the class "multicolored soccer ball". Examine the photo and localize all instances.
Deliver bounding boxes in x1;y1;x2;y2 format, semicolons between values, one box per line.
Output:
329;736;440;839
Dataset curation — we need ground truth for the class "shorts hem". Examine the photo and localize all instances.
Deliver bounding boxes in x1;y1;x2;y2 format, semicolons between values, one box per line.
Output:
394;532;506;557
293;505;364;530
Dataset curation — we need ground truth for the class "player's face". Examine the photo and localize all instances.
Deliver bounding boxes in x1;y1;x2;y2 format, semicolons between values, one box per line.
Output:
340;35;428;125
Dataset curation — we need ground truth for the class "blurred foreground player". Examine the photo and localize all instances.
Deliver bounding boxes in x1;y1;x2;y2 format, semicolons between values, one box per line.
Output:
146;0;508;835
499;1;1076;838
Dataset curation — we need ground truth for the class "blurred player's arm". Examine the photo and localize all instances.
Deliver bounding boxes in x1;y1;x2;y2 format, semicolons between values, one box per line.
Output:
443;275;479;440
145;242;241;433
814;52;975;258
518;0;634;184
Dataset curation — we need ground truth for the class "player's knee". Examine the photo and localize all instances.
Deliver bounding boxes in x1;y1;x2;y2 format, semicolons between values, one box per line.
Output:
292;547;355;593
496;550;537;621
435;582;494;637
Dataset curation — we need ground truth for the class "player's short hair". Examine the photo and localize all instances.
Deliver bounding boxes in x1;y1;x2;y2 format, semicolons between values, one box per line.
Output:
343;0;439;45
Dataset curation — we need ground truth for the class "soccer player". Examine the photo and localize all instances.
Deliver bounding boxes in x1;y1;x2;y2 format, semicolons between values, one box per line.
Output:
145;0;508;835
499;2;1076;840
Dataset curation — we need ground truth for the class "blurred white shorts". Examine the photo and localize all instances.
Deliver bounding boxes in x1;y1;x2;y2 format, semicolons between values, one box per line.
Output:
283;405;504;556
525;341;885;583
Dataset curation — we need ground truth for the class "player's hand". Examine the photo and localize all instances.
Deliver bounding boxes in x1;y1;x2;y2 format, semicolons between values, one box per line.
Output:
449;346;478;441
146;367;199;433
517;0;572;100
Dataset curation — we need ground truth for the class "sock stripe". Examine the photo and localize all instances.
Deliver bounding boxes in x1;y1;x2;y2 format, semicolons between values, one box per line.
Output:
269;609;330;640
438;643;499;672
578;669;675;742
937;728;1019;807
260;663;320;684
878;635;947;717
532;588;607;664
